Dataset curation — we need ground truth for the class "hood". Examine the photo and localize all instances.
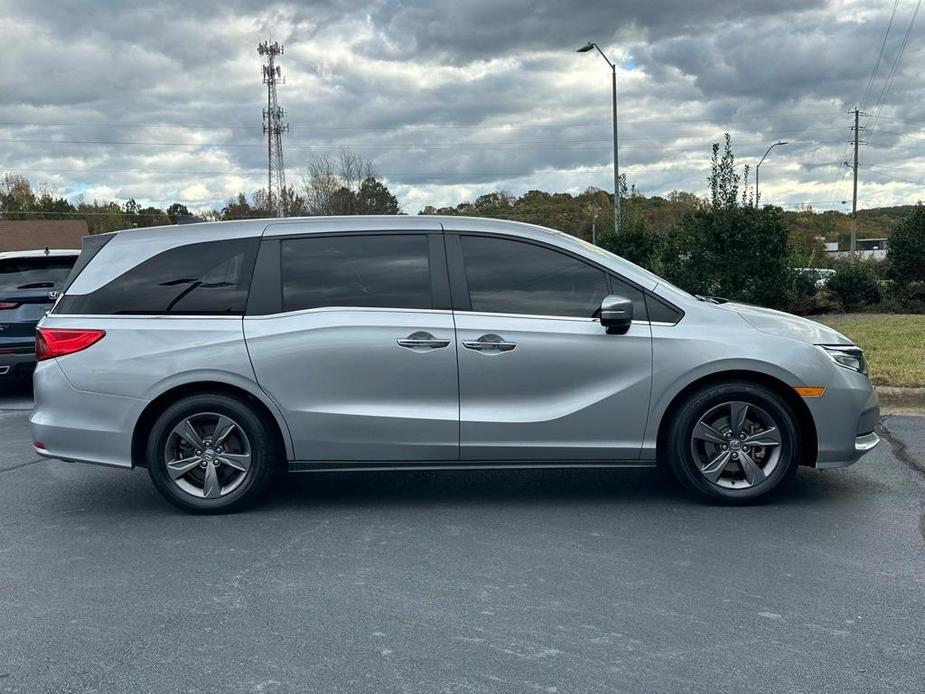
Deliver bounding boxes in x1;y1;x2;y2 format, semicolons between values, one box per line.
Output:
720;302;853;345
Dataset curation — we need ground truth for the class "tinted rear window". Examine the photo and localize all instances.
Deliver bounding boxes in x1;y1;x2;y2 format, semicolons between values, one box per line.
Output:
0;257;75;291
281;235;432;312
55;238;258;315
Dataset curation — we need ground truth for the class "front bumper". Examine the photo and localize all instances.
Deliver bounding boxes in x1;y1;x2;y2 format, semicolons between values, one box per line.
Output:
853;431;880;454
807;366;880;469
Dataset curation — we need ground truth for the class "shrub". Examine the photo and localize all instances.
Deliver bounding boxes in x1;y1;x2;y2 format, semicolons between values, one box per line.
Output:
597;219;662;271
660;205;791;309
827;259;881;311
887;204;925;310
787;269;821;315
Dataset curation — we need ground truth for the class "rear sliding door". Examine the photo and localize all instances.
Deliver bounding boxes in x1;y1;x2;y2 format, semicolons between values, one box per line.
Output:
244;227;459;462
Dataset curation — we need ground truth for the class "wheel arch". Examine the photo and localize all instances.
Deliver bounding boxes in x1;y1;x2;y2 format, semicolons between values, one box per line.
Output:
131;380;293;468
655;370;818;468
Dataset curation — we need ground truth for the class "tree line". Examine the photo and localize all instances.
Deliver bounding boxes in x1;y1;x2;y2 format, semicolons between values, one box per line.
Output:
0;148;400;234
3;138;924;314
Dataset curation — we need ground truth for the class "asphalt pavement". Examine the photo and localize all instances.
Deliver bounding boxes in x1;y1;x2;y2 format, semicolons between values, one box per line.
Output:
1;378;923;693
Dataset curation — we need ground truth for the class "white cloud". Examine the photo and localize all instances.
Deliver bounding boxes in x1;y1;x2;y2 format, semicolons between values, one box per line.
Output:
0;0;922;214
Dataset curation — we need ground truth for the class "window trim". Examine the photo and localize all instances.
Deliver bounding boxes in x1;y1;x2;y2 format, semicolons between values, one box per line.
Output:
446;231;660;321
247;230;450;317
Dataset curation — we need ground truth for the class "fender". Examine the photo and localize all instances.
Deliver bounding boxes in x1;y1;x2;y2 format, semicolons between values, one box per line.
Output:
138;369;295;460
641;356;820;458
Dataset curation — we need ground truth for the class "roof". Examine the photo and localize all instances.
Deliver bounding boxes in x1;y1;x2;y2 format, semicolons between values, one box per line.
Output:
0;249;81;261
0;220;87;252
73;214;661;296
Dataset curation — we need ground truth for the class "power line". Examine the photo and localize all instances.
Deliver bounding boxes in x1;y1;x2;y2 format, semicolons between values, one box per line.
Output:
865;0;922;153
860;0;901;109
0;128;851;150
0;164;623;177
862;166;925;186
0;110;847;132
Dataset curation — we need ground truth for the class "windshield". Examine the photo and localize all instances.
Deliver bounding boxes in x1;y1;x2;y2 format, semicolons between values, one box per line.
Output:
0;257;76;291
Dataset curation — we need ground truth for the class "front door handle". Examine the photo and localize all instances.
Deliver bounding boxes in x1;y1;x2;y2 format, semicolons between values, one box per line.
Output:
397;331;451;351
462;334;517;353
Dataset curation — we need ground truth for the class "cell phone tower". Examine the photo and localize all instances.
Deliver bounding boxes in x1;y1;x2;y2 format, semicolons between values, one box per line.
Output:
258;40;289;217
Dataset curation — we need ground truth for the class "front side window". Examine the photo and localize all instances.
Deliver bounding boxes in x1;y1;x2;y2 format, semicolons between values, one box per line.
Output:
281;234;432;312
55;238;258;315
460;235;609;318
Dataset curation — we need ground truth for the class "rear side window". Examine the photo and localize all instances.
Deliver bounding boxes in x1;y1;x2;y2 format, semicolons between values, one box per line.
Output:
281;234;432;312
0;257;75;291
55;238;258;315
460;235;609;318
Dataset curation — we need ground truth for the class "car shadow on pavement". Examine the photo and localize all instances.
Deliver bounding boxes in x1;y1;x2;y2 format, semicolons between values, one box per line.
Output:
35;460;872;518
256;465;864;513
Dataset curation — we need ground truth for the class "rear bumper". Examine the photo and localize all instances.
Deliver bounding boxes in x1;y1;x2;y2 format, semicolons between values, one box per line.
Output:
0;342;36;376
30;359;145;468
808;367;880;469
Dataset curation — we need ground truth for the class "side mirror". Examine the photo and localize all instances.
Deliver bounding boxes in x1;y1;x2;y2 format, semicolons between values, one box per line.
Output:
600;294;633;334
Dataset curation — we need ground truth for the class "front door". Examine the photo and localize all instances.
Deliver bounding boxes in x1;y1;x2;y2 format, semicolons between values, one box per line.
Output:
245;230;459;461
448;233;652;461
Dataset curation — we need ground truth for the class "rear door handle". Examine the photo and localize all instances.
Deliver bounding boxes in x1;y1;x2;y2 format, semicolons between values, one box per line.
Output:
462;334;517;353
397;331;451;351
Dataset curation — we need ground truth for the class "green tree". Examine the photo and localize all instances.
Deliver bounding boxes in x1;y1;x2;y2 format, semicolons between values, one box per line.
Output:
166;203;191;223
356;177;401;215
886;203;925;310
221;193;271;220
887;203;925;285
0;173;37;218
659;135;791;308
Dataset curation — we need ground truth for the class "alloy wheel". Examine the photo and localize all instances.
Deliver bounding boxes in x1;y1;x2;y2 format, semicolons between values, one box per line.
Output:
690;400;782;490
163;412;252;499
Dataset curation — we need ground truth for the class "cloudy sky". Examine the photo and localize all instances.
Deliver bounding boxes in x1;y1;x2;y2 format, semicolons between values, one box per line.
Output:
1;0;923;214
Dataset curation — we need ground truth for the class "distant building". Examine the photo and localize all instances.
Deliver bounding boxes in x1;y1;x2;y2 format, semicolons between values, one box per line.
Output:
825;237;888;261
0;220;87;252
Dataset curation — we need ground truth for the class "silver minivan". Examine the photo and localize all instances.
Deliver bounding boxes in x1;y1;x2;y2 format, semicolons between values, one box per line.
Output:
31;216;879;513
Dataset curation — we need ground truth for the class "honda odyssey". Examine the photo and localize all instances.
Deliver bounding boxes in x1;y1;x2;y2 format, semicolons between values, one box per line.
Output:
31;216;879;513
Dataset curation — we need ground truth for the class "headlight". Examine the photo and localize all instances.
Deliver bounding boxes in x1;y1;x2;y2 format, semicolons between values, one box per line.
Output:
818;345;867;375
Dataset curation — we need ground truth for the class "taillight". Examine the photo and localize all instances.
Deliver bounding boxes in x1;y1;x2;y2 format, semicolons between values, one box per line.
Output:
0;301;20;309
35;328;106;361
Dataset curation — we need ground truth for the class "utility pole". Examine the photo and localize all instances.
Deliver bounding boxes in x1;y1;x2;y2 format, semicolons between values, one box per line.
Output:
849;107;866;253
258;40;289;217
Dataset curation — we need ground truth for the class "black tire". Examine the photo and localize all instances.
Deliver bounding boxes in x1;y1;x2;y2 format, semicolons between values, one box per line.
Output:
146;393;278;514
665;380;800;504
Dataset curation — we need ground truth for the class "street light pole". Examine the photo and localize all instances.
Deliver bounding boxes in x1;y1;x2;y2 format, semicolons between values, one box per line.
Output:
755;141;788;208
578;42;619;235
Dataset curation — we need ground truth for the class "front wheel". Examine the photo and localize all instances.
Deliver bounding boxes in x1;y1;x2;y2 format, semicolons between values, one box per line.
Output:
146;394;277;514
665;381;801;503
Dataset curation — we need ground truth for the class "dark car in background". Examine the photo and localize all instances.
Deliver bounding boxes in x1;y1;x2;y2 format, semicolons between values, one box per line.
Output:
0;249;79;379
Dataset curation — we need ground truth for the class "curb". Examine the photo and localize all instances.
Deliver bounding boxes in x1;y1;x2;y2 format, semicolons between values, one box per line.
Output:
875;386;925;416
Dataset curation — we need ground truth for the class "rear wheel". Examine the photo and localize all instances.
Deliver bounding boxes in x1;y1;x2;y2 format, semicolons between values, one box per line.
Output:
665;381;800;503
146;394;277;513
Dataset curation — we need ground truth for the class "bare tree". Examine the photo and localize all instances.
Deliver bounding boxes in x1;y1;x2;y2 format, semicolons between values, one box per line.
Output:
302;147;382;215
